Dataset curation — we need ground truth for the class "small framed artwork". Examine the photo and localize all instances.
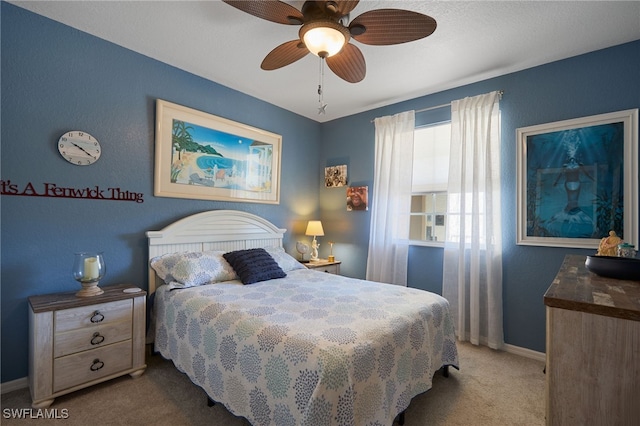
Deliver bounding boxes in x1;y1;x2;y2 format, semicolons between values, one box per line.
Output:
516;109;638;248
325;165;348;187
347;186;368;211
154;99;281;204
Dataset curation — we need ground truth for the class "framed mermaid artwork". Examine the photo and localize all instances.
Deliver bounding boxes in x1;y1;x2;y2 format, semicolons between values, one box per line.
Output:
516;109;638;248
154;99;281;204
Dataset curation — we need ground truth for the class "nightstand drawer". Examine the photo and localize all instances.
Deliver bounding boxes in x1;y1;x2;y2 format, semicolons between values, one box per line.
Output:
315;264;339;274
54;320;132;358
53;339;132;392
54;299;132;333
305;260;341;275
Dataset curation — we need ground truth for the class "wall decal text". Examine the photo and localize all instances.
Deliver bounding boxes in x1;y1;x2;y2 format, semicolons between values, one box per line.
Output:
0;180;144;203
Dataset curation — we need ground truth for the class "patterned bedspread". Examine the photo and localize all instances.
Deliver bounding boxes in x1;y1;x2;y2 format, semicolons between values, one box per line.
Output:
154;268;459;426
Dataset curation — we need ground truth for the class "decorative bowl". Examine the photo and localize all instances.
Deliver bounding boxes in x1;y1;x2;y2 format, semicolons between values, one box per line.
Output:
585;255;640;281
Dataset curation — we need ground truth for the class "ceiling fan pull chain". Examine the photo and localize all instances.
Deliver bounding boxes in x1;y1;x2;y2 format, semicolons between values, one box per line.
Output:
318;57;327;115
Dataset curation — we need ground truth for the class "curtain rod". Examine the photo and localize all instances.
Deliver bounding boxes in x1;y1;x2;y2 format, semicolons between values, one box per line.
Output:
415;90;504;114
371;90;504;122
414;102;451;114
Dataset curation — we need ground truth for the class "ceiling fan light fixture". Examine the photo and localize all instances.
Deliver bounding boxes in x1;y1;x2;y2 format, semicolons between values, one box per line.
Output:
300;20;349;58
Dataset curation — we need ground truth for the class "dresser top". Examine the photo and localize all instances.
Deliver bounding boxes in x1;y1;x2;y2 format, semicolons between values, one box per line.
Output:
29;284;146;313
544;254;640;321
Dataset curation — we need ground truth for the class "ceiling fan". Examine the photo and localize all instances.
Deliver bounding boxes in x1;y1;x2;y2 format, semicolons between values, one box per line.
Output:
222;0;437;83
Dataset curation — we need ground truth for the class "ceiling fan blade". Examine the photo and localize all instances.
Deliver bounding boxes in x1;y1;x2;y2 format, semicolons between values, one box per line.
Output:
349;9;437;45
261;40;310;70
223;0;304;25
326;43;366;83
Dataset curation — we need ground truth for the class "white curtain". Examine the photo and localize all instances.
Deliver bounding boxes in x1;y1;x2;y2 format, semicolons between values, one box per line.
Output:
442;91;503;349
366;111;415;286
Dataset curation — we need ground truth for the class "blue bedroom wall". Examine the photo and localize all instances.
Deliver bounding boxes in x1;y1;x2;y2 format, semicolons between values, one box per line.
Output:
319;39;640;353
1;3;322;382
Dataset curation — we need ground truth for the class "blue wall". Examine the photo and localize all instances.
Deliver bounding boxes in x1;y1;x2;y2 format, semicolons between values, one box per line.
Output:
1;3;322;382
320;40;640;352
2;2;639;382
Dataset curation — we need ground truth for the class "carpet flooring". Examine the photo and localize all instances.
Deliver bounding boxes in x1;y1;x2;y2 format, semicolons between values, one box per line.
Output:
1;341;545;425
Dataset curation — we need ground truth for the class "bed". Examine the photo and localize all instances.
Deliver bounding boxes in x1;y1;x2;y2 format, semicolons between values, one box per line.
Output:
147;210;459;426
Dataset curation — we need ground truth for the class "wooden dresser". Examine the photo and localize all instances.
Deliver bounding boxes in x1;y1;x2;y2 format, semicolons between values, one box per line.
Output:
544;255;640;425
28;284;147;408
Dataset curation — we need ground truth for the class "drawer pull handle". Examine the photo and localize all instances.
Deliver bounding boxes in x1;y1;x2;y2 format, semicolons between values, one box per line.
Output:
90;332;105;345
90;311;105;323
90;359;104;371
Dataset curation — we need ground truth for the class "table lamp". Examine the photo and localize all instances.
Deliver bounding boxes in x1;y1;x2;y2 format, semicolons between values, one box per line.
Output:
305;220;324;262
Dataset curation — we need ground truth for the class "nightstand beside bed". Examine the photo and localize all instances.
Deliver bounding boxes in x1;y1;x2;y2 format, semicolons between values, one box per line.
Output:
28;284;147;408
305;259;341;275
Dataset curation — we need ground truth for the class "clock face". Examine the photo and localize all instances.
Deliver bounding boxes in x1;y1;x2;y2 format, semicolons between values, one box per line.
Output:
57;131;101;166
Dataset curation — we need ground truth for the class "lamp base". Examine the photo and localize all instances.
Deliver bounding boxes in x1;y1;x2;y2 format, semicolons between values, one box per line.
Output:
76;280;104;297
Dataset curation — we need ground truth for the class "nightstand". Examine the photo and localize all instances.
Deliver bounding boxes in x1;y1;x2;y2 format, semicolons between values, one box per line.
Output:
305;259;341;275
28;284;147;408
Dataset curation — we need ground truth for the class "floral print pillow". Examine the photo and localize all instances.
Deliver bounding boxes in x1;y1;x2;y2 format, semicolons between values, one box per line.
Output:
150;250;238;289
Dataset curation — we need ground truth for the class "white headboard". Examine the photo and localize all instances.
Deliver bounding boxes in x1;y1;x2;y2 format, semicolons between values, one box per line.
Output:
146;210;286;294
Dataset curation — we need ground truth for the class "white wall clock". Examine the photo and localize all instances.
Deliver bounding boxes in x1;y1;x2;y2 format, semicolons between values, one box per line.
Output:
57;131;101;166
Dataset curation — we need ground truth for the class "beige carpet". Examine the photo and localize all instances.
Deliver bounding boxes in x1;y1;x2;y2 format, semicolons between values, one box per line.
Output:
1;342;545;425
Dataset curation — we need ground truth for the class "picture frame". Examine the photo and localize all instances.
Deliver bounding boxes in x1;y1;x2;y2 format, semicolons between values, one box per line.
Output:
325;165;348;187
154;99;281;204
347;186;369;211
516;109;638;248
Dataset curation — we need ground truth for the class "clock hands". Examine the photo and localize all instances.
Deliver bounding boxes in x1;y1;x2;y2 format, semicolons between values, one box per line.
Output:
58;131;101;166
71;142;97;159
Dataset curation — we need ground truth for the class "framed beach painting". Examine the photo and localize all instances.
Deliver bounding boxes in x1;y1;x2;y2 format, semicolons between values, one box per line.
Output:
516;109;638;248
154;99;281;204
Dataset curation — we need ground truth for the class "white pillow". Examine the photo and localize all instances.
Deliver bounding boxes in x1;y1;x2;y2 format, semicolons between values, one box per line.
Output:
264;246;306;272
150;250;238;289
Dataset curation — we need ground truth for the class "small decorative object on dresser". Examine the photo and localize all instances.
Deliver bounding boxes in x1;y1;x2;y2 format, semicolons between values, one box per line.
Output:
72;252;106;297
596;230;622;256
305;259;341;275
28;284;147;408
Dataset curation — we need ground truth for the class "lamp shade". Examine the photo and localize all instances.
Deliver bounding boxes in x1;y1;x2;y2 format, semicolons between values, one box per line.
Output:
305;220;325;236
300;21;348;58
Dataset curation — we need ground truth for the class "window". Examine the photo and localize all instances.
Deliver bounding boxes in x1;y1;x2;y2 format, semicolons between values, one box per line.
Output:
410;122;451;245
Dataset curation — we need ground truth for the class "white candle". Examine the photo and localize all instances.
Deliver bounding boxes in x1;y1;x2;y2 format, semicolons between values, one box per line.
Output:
84;257;99;280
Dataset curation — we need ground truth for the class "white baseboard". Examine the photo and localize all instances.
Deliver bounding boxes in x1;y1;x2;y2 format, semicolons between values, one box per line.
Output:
457;331;546;363
504;343;546;363
1;377;28;394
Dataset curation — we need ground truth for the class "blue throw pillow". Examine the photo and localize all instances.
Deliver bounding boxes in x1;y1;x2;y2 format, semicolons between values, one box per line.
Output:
223;248;287;284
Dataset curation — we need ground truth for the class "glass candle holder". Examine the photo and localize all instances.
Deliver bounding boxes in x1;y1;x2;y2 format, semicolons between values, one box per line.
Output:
72;252;105;297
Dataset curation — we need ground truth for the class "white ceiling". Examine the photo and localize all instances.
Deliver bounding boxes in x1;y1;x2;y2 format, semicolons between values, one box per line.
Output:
10;1;640;123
